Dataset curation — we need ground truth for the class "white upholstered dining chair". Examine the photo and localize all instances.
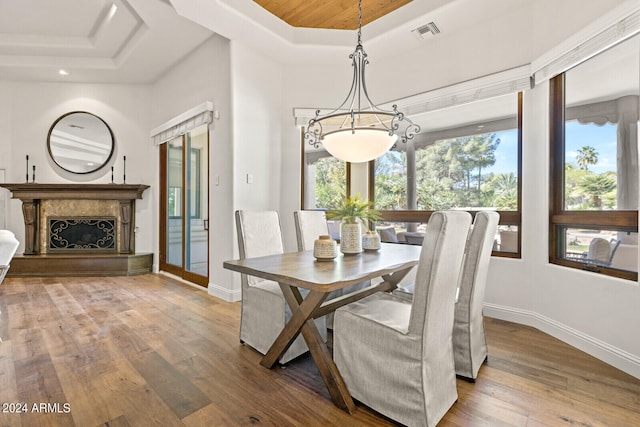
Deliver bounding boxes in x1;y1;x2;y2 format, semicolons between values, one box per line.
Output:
333;211;472;427
452;210;500;381
293;210;331;252
235;210;326;364
0;230;19;284
293;210;370;327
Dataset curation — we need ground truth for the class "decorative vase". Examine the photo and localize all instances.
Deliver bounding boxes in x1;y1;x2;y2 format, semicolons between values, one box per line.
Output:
362;231;381;251
340;222;362;254
313;235;338;261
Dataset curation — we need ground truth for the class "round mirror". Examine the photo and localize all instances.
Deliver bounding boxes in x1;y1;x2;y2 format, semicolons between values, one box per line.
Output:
47;111;115;174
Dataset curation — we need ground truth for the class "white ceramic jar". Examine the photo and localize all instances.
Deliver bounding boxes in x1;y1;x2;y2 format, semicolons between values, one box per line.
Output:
340;222;363;254
313;235;338;261
362;231;381;251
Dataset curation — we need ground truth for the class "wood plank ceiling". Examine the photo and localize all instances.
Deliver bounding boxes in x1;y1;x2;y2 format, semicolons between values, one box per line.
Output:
253;0;413;30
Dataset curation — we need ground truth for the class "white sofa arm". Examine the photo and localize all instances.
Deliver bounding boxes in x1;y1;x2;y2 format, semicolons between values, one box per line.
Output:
0;230;20;284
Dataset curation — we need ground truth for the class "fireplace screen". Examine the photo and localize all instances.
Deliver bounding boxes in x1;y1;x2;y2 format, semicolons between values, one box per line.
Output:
49;217;116;253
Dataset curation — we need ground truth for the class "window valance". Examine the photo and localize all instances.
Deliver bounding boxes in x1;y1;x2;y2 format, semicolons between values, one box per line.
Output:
150;102;214;145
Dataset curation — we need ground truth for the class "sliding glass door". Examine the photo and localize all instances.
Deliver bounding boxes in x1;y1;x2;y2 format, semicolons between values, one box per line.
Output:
160;125;209;287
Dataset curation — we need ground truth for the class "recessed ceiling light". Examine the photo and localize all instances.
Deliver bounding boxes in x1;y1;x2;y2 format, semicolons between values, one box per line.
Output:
108;4;118;20
58;69;69;76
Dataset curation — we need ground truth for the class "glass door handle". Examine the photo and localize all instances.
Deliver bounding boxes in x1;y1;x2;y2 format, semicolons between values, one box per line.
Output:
204;219;209;230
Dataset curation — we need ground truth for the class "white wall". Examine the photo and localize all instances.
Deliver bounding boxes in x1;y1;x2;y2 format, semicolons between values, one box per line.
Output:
0;80;153;254
0;81;10;174
0;81;10;229
150;35;235;300
0;81;8;230
231;41;283;213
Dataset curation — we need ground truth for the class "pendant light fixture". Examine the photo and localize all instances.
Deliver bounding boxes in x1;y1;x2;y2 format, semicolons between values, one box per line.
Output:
305;0;420;163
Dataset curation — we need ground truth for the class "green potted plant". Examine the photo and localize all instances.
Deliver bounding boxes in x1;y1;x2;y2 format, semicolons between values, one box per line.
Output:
327;195;381;254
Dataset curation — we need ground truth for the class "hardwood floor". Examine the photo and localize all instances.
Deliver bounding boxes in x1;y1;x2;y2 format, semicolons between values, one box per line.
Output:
0;274;638;426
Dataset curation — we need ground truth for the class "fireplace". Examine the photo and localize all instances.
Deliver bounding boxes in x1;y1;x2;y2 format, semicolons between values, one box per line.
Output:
38;198;125;254
48;217;116;253
0;183;152;276
0;183;148;255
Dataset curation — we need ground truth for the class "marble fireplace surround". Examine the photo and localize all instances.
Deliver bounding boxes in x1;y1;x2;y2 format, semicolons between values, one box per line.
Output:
0;183;149;255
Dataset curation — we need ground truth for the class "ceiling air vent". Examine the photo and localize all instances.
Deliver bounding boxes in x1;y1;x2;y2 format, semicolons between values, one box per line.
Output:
413;21;440;40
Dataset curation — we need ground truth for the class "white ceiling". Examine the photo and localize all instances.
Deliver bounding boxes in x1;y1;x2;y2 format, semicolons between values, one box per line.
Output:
0;0;531;84
169;0;530;65
0;0;214;83
1;0;635;106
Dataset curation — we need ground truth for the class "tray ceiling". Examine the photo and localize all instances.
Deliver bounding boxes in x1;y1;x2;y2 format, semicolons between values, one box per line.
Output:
0;0;435;83
0;0;213;83
1;0;540;84
252;0;413;30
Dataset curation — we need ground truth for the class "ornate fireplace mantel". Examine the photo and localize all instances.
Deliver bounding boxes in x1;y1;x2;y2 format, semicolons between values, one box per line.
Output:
0;183;150;256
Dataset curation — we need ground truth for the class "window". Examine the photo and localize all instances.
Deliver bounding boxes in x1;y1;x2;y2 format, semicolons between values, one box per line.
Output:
370;93;523;256
301;138;350;209
550;35;639;280
168;145;202;219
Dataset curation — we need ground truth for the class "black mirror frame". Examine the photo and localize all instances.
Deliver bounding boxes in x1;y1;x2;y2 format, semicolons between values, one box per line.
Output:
47;111;115;174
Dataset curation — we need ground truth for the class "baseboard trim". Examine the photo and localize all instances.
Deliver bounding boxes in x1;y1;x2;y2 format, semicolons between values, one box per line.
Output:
158;271;208;292
208;282;241;302
483;303;640;379
156;271;240;302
